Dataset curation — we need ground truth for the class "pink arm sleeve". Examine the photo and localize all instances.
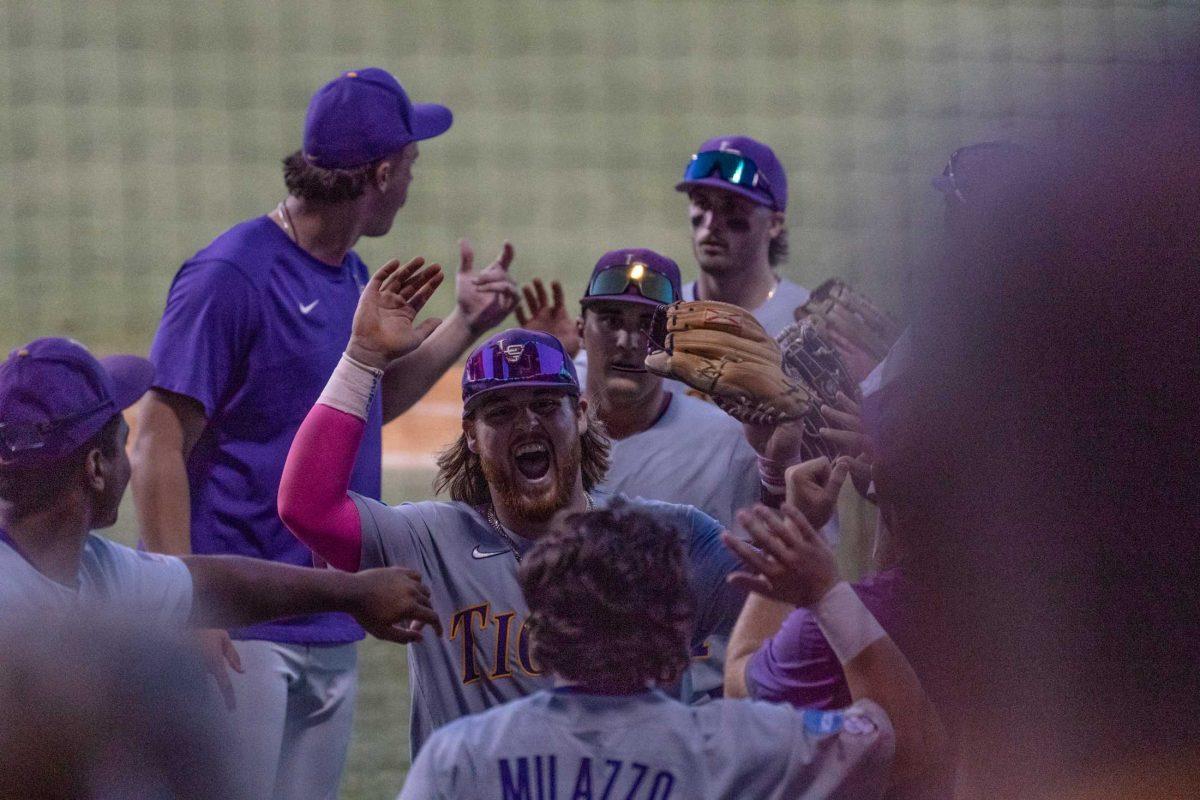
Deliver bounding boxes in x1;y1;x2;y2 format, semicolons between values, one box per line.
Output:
278;403;365;572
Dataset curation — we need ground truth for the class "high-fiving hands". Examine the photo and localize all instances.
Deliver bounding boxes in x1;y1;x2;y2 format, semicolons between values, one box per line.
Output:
721;503;839;608
455;239;518;336
347;257;445;370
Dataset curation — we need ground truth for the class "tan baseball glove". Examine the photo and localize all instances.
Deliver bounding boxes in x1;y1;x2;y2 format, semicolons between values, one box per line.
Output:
644;300;818;425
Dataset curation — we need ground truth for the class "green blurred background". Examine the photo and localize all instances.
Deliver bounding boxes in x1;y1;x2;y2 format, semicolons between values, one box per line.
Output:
4;0;1194;355
3;1;1196;797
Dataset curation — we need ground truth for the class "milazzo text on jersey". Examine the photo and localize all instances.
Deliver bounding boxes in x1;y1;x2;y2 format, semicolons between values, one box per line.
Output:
498;755;676;800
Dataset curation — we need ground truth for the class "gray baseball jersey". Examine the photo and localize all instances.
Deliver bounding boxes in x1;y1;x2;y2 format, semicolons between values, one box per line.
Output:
399;689;893;800
599;392;759;531
0;531;193;626
682;276;810;338
350;491;745;754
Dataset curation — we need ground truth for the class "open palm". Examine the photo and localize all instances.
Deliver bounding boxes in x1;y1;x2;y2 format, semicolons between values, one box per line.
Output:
347;257;445;370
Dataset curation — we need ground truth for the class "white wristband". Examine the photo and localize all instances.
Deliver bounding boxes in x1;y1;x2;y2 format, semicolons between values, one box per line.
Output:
812;581;887;665
317;353;383;421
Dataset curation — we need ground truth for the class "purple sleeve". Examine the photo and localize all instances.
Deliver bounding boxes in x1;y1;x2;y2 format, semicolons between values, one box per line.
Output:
148;260;258;417
745;606;851;710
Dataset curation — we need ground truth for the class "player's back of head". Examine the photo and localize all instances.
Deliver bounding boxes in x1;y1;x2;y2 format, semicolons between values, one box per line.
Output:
518;501;695;692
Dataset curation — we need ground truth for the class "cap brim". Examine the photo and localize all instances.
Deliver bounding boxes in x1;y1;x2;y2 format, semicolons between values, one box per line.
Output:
675;177;777;210
462;382;578;417
408;103;453;142
100;355;155;411
581;294;668;309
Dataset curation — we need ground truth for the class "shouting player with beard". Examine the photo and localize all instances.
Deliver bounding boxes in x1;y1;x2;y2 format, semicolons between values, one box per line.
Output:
278;257;745;753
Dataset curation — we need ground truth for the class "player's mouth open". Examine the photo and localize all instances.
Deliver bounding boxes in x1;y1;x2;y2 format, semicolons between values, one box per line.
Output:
512;440;552;480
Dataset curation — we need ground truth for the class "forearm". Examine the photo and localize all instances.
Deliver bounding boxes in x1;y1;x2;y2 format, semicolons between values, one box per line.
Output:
130;440;193;555
279;401;367;572
381;310;475;422
815;584;947;797
183;555;361;628
724;593;793;698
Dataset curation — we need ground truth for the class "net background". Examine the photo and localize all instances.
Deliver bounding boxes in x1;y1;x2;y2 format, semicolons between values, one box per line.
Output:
2;0;1196;354
2;2;1198;796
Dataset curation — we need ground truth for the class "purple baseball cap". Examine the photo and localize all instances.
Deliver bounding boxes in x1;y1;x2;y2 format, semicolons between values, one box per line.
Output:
676;135;788;212
302;67;453;170
461;329;579;417
581;248;682;309
0;338;154;466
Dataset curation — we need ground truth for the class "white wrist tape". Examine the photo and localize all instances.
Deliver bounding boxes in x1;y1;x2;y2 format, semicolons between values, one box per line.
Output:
317;353;383;421
812;581;887;665
757;455;787;495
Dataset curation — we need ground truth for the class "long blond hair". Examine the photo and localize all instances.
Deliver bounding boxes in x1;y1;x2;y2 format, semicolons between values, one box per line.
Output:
433;402;611;505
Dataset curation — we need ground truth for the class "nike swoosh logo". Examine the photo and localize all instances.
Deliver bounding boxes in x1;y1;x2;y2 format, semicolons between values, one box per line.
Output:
471;545;510;560
299;300;319;315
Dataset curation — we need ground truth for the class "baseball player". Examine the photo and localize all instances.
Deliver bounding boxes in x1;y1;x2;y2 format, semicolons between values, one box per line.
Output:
575;248;759;530
677;135;809;336
277;258;746;753
0;338;440;642
398;501;946;799
130;68;515;799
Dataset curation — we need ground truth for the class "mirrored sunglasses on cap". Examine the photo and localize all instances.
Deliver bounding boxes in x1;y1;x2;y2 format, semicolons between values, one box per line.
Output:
586;262;677;305
684;150;776;202
462;338;578;414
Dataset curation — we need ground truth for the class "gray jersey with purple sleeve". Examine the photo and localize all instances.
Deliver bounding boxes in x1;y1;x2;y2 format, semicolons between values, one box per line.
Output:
350;491;744;754
399;689;892;800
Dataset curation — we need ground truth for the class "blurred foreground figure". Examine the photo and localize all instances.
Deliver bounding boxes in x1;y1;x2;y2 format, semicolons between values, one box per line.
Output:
0;617;249;800
881;75;1200;799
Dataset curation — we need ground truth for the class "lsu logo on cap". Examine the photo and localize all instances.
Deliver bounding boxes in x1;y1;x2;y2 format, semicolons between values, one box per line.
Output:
497;341;526;365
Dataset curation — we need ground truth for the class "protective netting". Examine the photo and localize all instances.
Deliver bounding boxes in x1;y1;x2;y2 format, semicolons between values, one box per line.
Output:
1;0;1195;352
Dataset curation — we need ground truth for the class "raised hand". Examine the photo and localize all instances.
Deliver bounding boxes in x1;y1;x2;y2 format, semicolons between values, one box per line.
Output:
721;503;839;608
818;391;874;495
514;279;581;357
349;566;443;645
785;456;850;529
347;257;445;370
455;239;518;336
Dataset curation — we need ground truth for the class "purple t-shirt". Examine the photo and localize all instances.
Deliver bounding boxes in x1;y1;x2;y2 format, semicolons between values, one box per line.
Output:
149;216;381;645
746;567;907;710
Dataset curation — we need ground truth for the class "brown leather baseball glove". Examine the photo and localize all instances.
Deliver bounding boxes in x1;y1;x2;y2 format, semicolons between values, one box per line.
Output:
795;278;901;365
644;300;818;425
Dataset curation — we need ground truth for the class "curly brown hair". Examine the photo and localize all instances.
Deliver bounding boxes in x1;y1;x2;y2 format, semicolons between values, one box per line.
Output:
281;150;381;203
433;401;611;506
517;501;695;691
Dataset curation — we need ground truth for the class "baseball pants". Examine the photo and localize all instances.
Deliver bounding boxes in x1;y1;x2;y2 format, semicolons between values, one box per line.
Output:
219;640;358;800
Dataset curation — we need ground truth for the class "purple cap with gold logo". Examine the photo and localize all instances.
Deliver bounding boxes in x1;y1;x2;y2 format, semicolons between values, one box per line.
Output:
461;329;579;417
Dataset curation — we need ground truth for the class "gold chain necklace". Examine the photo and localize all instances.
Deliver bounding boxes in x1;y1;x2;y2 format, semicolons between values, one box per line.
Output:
485;493;595;563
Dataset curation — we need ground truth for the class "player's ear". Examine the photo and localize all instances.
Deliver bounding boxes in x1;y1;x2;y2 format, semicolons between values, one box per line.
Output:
576;313;587;346
574;397;588;436
767;210;785;238
83;447;106;493
463;419;479;454
373;159;393;193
